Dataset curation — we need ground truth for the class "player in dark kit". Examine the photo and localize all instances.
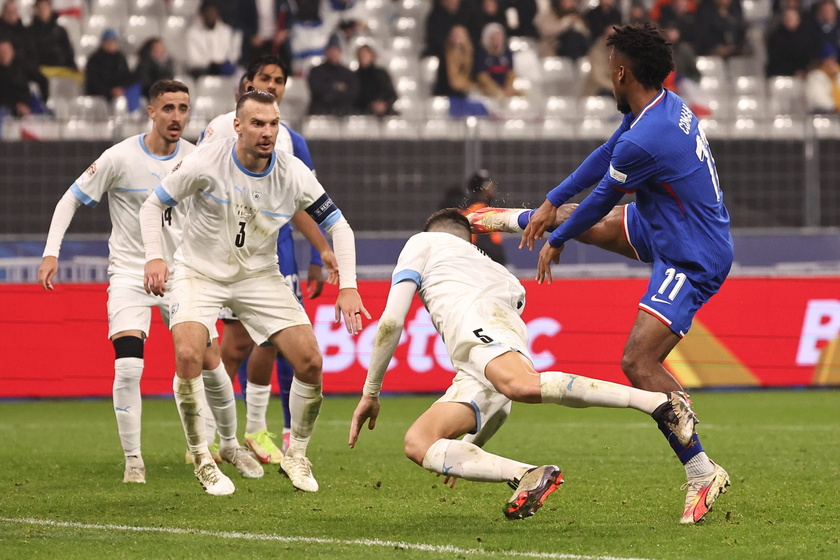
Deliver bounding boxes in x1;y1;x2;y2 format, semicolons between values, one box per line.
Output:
470;22;732;524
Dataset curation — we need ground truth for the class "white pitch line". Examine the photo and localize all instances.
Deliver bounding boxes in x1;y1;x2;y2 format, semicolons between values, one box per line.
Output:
0;517;656;560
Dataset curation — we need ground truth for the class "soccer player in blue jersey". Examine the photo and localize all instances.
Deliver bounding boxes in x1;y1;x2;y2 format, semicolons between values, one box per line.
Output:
471;23;732;524
199;55;331;464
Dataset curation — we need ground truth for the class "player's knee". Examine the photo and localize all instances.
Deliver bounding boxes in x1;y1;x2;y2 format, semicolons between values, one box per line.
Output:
174;344;204;370
403;430;430;466
112;336;144;359
292;351;322;383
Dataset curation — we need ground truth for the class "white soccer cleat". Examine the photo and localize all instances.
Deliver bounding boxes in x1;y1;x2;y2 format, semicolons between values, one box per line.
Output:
280;454;319;492
194;457;236;496
680;461;730;524
220;445;265;479
123;455;146;484
466;207;526;234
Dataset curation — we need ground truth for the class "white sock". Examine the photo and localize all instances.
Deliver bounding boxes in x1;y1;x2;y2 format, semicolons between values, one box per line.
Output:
685;452;715;479
540;371;666;414
287;378;322;457
114;358;144;456
201;362;238;450
173;375;209;458
245;382;271;434
421;438;533;483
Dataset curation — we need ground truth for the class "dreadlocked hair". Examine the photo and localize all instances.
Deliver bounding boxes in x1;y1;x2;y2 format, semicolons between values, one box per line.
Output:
606;22;674;90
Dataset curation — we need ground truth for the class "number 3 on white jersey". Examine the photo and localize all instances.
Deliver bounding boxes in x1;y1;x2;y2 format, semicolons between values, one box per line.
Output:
695;124;721;202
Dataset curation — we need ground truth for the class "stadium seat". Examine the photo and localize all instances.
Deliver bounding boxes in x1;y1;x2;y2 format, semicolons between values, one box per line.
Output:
168;0;200;17
282;76;310;121
699;75;727;96
49;76;82;101
343;115;381;139
768;76;805;116
395;76;419;99
387;55;418;79
53;96;110;121
183;117;207;142
393;96;418;119
734;95;765;118
57;15;82;52
364;0;393;19
581;96;614;119
389;36;416;57
392;17;420;42
162;16;188;63
697;116;729;140
728;117;765;138
539;56;577;97
124;15;161;53
733;76;764;98
90;0;128;18
812;115;840;138
769;115;804;139
512;48;542;85
130;0;167;17
543;96;577;119
498;119;539;139
541;118;577;139
742;0;770;24
508;36;537;54
301;116;343;139
512;77;535;99
364;16;389;42
62;118;114;140
421;118;465;139
578;117;615;139
728;56;762;78
381;117;416;139
424;96;450;119
196;76;238;100
696;56;727;81
419;56;439;90
18;114;62;140
84;14;110;38
191;95;227;121
503;96;537;120
396;0;430;19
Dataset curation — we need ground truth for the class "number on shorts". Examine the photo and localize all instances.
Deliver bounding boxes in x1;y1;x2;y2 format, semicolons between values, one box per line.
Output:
473;328;494;343
161;207;172;227
657;267;687;301
235;221;246;248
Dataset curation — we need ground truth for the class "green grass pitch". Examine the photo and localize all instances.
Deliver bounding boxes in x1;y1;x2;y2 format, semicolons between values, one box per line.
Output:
1;391;838;560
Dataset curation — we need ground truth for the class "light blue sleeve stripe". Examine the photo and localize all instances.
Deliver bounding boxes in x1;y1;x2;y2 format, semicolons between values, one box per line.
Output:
260;209;293;218
154;184;178;207
198;189;231;205
391;269;421;288
320;209;343;229
69;183;98;207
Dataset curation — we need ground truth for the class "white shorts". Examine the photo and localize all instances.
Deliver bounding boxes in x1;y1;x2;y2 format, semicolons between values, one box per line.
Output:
436;371;512;435
169;268;310;345
107;274;171;339
447;297;531;380
219;274;298;322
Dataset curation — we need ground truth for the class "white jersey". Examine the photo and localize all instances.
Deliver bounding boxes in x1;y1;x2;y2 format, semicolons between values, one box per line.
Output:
392;232;526;347
200;111;296;155
70;134;195;277
155;137;340;282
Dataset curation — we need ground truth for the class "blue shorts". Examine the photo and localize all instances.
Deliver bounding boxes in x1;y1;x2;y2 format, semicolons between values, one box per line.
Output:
624;203;728;337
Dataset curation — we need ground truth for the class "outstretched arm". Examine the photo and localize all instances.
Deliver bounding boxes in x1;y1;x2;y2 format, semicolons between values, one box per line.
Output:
348;280;416;448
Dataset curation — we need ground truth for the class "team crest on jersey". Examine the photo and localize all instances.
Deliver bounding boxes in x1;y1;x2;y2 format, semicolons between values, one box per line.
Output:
84;162;97;178
252;191;262;200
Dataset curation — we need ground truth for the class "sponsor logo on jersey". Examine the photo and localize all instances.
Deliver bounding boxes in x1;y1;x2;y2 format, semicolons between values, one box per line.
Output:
84;162;97;178
609;163;627;183
171;303;179;316
171;161;183;173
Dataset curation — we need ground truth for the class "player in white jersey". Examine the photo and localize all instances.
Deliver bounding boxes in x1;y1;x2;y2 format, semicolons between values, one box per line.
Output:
37;80;263;485
141;90;369;496
198;55;329;464
349;209;696;519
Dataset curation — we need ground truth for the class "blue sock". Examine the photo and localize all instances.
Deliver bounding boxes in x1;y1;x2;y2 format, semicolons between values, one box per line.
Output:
658;421;704;464
276;356;294;429
517;210;534;230
237;355;249;401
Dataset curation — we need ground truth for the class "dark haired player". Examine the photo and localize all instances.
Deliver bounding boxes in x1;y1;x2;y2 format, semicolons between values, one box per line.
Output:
470;23;732;523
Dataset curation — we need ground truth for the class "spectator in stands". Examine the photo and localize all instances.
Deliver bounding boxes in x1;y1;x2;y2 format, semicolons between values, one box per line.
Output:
237;0;296;68
0;39;48;116
806;42;840;113
353;44;397;116
135;38;175;99
766;7;819;77
655;0;697;45
661;23;710;116
186;0;239;78
692;0;747;59
307;35;358;115
84;28;132;101
584;0;623;41
507;0;539;38
423;0;478;59
0;0;34;65
475;23;517;101
581;27;614;96
628;2;651;24
477;0;510;37
28;0;75;70
806;0;840;58
535;0;591;59
433;24;489;117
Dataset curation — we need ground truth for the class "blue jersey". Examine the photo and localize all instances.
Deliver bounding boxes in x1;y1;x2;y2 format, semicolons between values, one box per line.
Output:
547;89;733;279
